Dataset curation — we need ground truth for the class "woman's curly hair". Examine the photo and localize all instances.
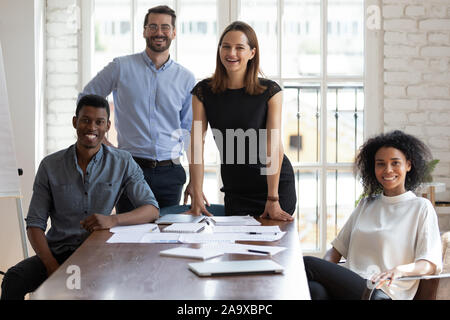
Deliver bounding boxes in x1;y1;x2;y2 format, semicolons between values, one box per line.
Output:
355;130;432;199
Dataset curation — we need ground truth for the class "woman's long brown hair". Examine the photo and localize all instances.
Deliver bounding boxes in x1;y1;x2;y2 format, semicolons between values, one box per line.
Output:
210;21;266;95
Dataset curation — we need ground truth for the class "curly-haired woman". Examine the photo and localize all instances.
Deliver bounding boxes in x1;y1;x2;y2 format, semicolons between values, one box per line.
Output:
304;130;442;300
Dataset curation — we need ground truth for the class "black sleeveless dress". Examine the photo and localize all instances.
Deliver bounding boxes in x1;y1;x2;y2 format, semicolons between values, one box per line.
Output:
191;78;297;216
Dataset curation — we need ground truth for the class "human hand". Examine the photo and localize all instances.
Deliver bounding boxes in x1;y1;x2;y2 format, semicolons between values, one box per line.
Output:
370;268;403;289
80;214;118;232
260;200;294;222
183;181;210;207
182;197;213;217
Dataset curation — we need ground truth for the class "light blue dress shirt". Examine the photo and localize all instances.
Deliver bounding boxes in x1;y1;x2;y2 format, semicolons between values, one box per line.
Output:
25;144;159;254
79;52;196;161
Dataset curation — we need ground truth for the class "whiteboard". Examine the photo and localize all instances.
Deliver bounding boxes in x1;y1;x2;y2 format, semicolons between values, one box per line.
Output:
0;41;21;197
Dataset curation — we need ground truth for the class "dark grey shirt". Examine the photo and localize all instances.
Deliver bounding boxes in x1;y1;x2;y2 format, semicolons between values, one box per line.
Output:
25;144;159;254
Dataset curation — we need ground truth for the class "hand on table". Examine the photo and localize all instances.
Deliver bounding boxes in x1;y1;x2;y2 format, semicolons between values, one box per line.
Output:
81;214;118;232
260;200;294;222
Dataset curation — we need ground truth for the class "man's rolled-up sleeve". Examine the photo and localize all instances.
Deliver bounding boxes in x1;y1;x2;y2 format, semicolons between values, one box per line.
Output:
122;155;159;210
25;162;52;232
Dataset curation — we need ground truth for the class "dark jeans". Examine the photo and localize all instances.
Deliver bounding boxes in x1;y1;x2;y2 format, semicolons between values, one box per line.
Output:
1;250;74;300
117;164;186;213
303;256;391;300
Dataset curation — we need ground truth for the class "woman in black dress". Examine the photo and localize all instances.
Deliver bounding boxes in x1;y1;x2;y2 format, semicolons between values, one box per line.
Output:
185;21;296;220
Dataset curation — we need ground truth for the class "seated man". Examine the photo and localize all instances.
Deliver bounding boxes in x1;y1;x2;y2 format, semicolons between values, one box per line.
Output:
1;95;159;300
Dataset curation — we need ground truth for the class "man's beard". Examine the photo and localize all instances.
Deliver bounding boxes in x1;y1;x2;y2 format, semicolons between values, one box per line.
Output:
146;36;172;53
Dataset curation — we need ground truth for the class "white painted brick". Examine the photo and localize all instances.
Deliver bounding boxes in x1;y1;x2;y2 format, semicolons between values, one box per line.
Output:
408;112;428;122
428;33;450;44
406;85;427;98
47;0;77;9
419;19;450;31
47;48;78;61
47;74;78;87
430;112;450;125
421;46;450;57
405;5;426;17
410;59;428;71
47;113;73;126
47;22;77;36
47;125;76;139
48;100;77;113
384;58;409;71
382;5;404;18
385;125;406;133
47;9;76;23
47;61;78;73
384;111;408;124
426;127;450;137
384;45;418;57
384;98;418;110
384;85;406;97
429;59;449;72
384;19;417;31
419;99;450;111
404;125;424;136
384;32;408;44
430;5;447;18
406;33;427;45
47;87;79;100
427;86;449;98
384;71;422;84
434;163;450;176
47;35;77;49
423;72;450;82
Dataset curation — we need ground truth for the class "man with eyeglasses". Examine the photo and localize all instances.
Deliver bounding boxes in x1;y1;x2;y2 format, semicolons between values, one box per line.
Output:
79;5;196;212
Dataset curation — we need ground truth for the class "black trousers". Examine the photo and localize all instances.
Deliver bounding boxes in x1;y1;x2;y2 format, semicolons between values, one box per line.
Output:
303;256;391;300
1;250;74;300
117;163;186;212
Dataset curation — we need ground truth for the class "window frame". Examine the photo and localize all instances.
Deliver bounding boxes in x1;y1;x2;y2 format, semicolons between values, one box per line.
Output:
79;0;382;256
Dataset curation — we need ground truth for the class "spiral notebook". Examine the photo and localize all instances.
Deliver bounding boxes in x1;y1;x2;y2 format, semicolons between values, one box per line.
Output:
162;223;206;233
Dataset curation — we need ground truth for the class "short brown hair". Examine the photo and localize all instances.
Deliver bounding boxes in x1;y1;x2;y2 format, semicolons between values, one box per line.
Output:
211;21;265;95
144;5;176;28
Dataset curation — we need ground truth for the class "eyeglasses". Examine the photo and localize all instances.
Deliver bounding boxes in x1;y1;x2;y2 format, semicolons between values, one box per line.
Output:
144;24;172;33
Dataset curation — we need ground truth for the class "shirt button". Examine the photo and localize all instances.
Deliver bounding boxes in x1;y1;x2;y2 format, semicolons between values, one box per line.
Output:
84;211;88;214
85;192;88;195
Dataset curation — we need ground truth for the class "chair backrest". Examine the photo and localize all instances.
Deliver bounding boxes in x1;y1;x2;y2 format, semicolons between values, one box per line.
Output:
413;231;450;300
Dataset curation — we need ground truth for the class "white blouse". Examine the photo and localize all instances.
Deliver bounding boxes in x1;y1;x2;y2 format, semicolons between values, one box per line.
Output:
332;191;443;300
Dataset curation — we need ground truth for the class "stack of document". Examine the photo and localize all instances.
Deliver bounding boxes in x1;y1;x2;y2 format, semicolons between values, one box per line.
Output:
209;215;261;226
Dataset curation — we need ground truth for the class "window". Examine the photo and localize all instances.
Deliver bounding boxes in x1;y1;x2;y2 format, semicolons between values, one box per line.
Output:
84;0;368;256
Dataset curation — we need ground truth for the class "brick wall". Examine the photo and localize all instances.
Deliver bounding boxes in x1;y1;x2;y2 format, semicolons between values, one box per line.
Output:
383;0;450;230
46;0;79;155
383;0;450;196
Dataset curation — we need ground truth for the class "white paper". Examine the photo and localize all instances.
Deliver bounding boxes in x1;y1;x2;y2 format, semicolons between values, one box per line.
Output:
110;223;159;233
106;232;147;243
209;215;261;226
202;243;287;256
140;233;181;243
159;247;224;260
179;233;236;244
212;225;281;234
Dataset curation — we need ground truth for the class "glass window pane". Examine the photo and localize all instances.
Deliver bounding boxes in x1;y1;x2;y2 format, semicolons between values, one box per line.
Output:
327;0;364;75
283;0;321;77
326;84;364;163
240;0;278;76
297;169;321;252
94;0;132;74
283;83;321;163
326;169;363;245
178;0;217;79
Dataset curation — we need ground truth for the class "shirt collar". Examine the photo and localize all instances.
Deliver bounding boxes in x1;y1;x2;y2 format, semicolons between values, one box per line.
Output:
380;190;416;204
70;143;104;167
141;51;173;71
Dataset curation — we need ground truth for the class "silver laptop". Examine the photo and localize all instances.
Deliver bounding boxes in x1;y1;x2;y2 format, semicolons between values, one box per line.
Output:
188;259;284;277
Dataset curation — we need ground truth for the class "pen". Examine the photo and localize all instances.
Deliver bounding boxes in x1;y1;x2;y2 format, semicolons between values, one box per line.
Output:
247;232;262;235
149;226;158;232
247;249;270;255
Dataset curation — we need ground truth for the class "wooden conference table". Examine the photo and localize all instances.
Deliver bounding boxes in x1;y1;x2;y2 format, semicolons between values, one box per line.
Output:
31;217;310;300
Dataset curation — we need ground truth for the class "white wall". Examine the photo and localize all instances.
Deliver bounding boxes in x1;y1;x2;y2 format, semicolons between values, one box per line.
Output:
0;0;43;274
